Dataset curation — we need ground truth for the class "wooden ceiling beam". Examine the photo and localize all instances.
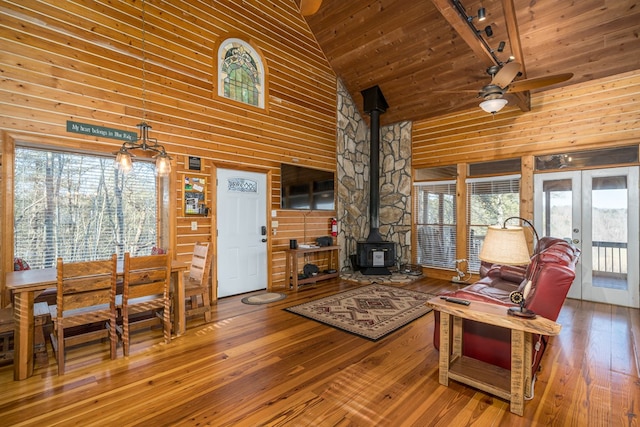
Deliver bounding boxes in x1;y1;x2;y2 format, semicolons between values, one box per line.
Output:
431;0;497;67
502;0;530;112
432;0;532;113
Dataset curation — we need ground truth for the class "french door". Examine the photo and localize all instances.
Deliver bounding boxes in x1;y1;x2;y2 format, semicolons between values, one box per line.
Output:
534;167;639;308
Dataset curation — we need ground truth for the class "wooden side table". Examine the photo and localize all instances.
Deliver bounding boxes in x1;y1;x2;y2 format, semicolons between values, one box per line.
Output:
426;297;561;416
285;246;340;291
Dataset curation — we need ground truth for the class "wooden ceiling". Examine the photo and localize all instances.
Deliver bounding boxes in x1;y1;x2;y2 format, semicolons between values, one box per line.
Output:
302;0;640;125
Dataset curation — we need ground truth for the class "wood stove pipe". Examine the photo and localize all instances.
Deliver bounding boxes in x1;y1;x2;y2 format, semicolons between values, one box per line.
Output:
360;85;388;243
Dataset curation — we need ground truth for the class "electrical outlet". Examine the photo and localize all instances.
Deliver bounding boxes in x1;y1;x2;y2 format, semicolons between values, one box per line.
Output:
191;221;197;231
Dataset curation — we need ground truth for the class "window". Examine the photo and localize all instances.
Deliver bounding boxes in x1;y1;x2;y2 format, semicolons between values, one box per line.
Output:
14;147;158;269
414;180;456;268
466;174;521;272
535;145;638;171
218;38;264;108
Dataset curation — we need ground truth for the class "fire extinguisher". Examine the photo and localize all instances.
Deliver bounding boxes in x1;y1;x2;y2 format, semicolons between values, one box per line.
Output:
330;217;338;237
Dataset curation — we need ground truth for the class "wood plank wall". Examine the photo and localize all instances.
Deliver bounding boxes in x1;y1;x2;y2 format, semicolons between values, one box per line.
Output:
412;70;640;279
0;0;337;304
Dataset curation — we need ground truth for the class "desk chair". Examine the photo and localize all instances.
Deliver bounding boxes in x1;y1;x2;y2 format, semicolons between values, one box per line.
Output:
118;252;172;357
49;255;118;375
184;242;213;324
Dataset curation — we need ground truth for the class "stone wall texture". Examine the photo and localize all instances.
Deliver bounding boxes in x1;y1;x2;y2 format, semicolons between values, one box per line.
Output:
336;80;412;270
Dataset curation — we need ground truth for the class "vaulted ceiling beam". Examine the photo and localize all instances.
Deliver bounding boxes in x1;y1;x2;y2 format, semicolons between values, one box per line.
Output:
501;0;530;112
431;0;531;112
430;0;496;67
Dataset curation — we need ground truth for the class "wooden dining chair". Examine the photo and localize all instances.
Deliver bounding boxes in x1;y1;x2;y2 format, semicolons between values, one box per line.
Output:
0;303;50;368
117;251;172;357
49;255;118;375
0;307;14;365
184;242;213;324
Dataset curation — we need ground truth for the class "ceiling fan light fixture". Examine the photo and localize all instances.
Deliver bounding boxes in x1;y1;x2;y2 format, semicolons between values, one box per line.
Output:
480;98;508;114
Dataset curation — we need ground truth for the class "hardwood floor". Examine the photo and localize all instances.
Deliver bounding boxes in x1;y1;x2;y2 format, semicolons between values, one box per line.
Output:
0;277;638;426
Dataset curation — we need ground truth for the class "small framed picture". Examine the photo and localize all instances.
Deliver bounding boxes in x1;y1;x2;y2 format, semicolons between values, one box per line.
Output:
188;156;201;171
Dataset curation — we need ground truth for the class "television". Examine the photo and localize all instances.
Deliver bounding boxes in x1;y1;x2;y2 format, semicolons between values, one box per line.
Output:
280;164;335;210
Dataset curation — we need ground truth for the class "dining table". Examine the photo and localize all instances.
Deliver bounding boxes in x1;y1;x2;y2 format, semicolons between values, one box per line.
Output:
5;259;188;381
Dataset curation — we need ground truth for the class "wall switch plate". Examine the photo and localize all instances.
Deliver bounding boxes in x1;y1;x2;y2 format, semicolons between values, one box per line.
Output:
272;220;279;228
191;221;198;231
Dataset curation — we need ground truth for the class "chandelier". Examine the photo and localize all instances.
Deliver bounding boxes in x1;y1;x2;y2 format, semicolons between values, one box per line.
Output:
114;0;171;176
114;122;171;175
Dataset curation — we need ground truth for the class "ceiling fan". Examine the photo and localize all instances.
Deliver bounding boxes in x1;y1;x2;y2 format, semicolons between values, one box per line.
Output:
300;0;322;16
472;62;573;114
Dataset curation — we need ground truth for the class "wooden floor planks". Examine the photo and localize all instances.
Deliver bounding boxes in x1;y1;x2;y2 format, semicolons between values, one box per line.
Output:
0;277;638;426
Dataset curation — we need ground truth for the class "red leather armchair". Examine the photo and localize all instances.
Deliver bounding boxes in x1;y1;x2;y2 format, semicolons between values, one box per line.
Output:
434;237;580;375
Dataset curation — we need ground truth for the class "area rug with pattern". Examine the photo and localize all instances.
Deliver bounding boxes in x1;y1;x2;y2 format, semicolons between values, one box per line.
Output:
285;284;435;341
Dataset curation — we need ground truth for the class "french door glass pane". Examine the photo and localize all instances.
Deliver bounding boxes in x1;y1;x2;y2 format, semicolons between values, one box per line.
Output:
591;176;628;290
541;179;573;239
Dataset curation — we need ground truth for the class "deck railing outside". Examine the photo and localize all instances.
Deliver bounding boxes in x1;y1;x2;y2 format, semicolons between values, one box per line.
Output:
592;240;627;278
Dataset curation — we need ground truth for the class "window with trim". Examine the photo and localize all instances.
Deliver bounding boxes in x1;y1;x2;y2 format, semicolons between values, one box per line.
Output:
414;180;456;268
218;38;264;108
14;147;158;269
466;174;521;272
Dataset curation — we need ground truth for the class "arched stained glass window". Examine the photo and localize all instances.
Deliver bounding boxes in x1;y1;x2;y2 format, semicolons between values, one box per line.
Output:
218;38;265;108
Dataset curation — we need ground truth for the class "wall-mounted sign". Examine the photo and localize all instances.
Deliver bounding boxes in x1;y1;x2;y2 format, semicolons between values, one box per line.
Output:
66;121;137;142
188;156;201;171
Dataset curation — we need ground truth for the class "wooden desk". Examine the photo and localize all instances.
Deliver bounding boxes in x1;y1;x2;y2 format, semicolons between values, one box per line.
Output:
426;297;561;416
5;260;187;381
285;246;340;291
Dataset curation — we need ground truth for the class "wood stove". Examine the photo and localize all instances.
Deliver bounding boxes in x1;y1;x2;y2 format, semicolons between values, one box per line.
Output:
355;85;395;275
357;241;396;275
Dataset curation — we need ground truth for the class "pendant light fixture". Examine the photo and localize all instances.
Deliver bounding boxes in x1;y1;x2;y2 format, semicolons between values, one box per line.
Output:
114;0;171;176
479;98;508;114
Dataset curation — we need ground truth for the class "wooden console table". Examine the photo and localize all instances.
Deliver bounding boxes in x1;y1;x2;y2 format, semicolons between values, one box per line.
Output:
285;245;340;291
426;297;561;416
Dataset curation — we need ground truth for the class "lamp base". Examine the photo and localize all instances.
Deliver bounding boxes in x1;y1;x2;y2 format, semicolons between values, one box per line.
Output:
507;307;536;319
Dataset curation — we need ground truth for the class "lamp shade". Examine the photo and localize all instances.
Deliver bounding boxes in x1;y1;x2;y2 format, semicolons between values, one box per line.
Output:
479;98;508;114
479;225;531;265
114;149;133;173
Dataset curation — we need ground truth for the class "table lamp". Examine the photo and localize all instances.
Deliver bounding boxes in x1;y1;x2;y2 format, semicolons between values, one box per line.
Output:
479;217;539;318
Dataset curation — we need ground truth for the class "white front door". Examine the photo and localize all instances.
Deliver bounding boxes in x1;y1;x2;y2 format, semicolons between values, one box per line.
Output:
534;167;639;307
216;168;269;297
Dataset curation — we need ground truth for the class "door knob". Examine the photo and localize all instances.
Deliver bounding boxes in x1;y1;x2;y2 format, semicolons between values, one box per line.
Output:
261;238;267;242
572;239;580;244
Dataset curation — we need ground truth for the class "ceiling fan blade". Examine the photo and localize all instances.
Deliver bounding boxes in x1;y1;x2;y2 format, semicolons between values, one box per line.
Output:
300;0;322;16
433;89;480;94
491;62;522;89
506;73;574;93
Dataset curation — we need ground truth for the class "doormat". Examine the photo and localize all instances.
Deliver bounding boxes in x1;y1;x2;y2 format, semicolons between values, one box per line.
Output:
241;292;287;305
285;284;434;341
